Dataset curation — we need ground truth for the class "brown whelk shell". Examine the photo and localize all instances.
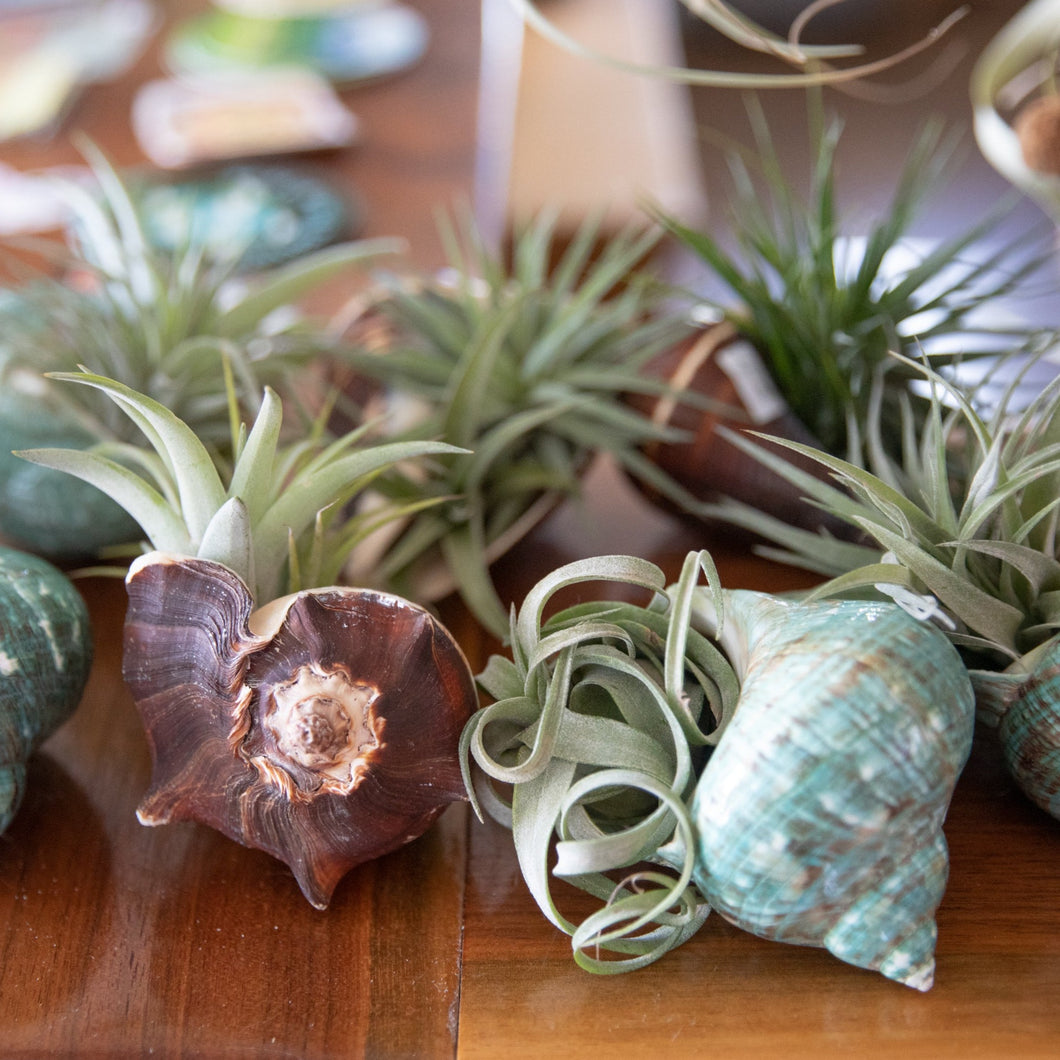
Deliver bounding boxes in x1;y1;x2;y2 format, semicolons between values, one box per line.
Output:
124;551;478;908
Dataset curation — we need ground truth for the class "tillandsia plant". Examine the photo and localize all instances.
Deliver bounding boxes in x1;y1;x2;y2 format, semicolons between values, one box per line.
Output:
700;347;1060;819
649;98;1048;479
0;140;398;561
509;0;968;88
461;549;974;989
18;371;478;908
972;0;1060;219
338;210;703;640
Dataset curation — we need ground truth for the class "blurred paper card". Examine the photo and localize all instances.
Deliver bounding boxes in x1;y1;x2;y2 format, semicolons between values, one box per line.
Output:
132;68;359;167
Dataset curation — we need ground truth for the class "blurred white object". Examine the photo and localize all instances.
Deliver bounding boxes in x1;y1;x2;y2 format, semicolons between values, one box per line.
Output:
0;163;90;235
132;68;359;168
0;0;158;141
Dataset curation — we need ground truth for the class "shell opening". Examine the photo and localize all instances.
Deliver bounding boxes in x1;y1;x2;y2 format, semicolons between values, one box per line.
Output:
261;664;384;793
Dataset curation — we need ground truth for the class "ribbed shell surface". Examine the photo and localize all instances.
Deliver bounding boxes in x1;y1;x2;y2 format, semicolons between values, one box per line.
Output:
689;591;975;990
123;552;478;909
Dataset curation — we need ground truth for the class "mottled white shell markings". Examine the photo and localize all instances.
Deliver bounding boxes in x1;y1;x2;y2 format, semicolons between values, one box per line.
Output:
687;590;975;990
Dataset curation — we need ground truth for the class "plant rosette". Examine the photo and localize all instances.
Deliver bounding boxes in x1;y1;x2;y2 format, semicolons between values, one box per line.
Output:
702;349;1060;820
18;372;477;908
0;141;398;562
461;550;974;989
0;546;93;834
636;101;1048;531
337;210;705;640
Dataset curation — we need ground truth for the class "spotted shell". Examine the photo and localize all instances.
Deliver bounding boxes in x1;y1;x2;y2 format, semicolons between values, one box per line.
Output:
123;551;477;908
687;590;975;990
0;546;92;832
971;648;1060;820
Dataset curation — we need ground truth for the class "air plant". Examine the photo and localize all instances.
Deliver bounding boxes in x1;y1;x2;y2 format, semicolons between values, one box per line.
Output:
0;547;93;834
18;372;478;908
338;210;702;639
0;141;397;560
461;549;973;988
509;0;968;89
972;0;1060;218
650;99;1047;475
699;347;1060;819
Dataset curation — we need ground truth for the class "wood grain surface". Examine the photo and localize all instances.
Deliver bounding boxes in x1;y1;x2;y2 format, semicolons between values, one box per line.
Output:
0;1;1057;1057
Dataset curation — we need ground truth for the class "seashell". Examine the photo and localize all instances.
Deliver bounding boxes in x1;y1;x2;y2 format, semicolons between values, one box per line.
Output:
970;650;1060;819
0;546;93;832
686;589;975;990
123;551;477;908
624;323;849;535
0;378;140;560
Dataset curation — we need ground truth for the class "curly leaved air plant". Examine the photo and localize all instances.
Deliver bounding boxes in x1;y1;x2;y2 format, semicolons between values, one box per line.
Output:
461;549;974;988
695;347;1060;820
0;547;93;834
18;372;478;908
0;139;399;561
509;0;969;89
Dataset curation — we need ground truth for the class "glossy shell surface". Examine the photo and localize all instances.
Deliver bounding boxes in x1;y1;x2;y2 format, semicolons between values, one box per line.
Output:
0;385;140;561
971;648;1060;820
0;546;92;832
123;552;477;908
689;590;975;990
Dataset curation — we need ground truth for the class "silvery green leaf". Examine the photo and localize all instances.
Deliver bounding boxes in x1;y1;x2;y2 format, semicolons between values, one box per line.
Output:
227;387;283;523
46;371;227;542
216;239;403;338
197;497;254;589
15;446;190;554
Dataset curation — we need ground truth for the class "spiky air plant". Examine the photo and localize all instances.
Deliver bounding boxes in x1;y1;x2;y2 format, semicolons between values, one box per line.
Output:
510;0;968;89
700;346;1060;819
461;549;973;989
18;372;477;908
337;210;703;640
0;141;397;561
648;99;1048;485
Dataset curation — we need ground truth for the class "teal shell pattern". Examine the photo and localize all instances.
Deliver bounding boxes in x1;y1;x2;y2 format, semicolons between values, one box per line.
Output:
687;591;976;991
0;547;93;832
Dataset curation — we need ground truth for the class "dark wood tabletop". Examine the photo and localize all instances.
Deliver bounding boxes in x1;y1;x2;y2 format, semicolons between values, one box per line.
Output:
0;1;1057;1056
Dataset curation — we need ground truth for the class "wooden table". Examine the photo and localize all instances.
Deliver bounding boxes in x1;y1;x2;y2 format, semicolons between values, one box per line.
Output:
1;1;1057;1056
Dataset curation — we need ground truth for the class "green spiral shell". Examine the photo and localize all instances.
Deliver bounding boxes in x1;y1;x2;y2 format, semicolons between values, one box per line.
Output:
688;591;976;990
971;648;1060;820
0;547;93;832
0;388;140;561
